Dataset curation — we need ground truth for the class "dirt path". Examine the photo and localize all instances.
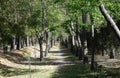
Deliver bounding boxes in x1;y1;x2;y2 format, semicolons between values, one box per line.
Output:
20;44;81;67
1;44;120;69
0;44;81;78
0;44;120;78
0;44;79;69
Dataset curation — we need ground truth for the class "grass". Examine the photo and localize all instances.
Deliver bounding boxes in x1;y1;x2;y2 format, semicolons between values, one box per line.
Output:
0;45;120;78
2;66;58;78
0;65;37;77
0;63;120;78
52;64;120;78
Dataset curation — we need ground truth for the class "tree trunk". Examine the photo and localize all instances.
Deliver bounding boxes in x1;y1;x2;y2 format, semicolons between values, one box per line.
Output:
29;38;31;46
101;46;104;56
82;27;88;64
38;37;43;61
45;31;50;56
65;39;68;48
90;25;95;70
21;39;24;48
90;13;96;70
31;37;34;46
3;45;8;53
70;36;73;52
75;21;79;57
72;35;75;54
16;36;21;50
10;37;15;51
110;46;115;59
51;37;53;48
78;36;83;60
99;4;120;38
26;36;29;47
101;29;104;56
70;21;76;54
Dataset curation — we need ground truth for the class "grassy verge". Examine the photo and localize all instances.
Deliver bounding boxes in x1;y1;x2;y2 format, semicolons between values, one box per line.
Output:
0;65;37;77
52;64;120;78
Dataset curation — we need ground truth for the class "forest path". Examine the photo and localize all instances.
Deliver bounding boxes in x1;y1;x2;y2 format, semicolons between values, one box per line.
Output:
0;43;81;78
0;43;81;69
0;43;120;69
0;43;120;78
21;43;81;68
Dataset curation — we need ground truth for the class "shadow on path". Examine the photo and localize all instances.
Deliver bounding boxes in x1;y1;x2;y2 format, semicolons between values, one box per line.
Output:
20;49;81;66
52;64;120;78
0;63;37;77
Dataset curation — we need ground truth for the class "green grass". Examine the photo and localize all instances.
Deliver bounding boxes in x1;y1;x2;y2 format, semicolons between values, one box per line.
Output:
0;67;37;77
2;66;58;78
52;64;120;78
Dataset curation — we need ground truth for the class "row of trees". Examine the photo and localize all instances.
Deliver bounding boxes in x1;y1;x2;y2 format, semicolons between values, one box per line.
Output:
0;0;66;61
0;0;120;70
54;0;120;70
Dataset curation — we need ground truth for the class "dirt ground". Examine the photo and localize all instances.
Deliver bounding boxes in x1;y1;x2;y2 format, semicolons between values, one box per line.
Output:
0;43;120;78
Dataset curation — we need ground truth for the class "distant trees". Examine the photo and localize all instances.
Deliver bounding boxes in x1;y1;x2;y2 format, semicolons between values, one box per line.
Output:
0;0;33;52
0;0;68;61
54;0;120;70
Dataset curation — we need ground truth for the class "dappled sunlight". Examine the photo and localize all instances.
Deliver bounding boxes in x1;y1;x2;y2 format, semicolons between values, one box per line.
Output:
1;0;120;78
0;63;38;77
51;64;120;78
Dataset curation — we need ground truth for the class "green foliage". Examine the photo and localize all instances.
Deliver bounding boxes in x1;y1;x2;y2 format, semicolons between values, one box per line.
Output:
103;1;120;20
0;0;120;54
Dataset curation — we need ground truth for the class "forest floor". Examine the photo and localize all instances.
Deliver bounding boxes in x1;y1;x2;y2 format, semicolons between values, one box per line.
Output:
0;43;120;78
